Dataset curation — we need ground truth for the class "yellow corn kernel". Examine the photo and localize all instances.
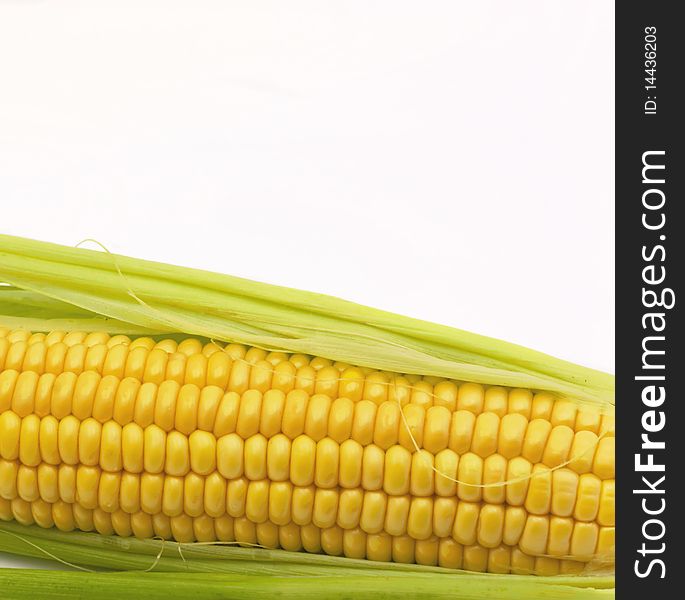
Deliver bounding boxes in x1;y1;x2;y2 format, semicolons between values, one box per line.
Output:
17;465;39;501
392;535;415;563
314;366;339;399
384;494;410;537
204;472;227;518
189;430;216;475
269;481;293;526
551;468;579;517
290;435;316;486
58;464;76;503
213;391;240;437
569;430;599;474
244;434;268;481
433;496;457;538
542;425;574;468
593;437;615;479
596;526;615;560
165;430;190;477
598;479;615;527
471;412;499;458
313;488;339;529
352;400;377;446
574;473;601;522
34;374;56;418
498;413;527;459
482;454;507;505
13;371;39;417
434;449;458;497
434;381;458;412
367;532;393;562
320;525;344;556
282;389;308;439
151;512;171;539
502;506;526;547
462;544;488;572
131;511;155;539
398;404;424;451
92;375;118;422
519;515;550;557
120;472;141;513
452;501;479;546
185;353;208;389
140;473;164;514
183;472;204;517
570;521;599;561
508;389;533;419
530;393;554;421
423;406;450;454
550;400;577;429
363;372;390;405
245;480;269;523
483;387;508;417
448;410;475;455
260;389;286;438
522;419;551;464
100;420;122;472
339;439;363;489
505;456;531;506
488;545;512;574
547;516;573;557
407;497;433;540
477;504;504;548
0;411;21;460
415;536;439;566
175;384;200;435
456;383;484;414
78;418;102;466
291;485;315;526
359;444;383;492
457;452;483;502
98;471;121;512
121;423;144;473
315;437;339;489
524;464;552;515
122;379;145;426
37;464;59;503
154;380;179;432
373;401;400;450
438;538;463;569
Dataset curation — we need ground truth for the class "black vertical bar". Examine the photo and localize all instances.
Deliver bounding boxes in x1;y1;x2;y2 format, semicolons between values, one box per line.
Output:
616;2;683;596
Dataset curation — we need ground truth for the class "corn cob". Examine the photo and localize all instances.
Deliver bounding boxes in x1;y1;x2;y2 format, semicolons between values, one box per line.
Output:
0;326;614;575
0;235;615;598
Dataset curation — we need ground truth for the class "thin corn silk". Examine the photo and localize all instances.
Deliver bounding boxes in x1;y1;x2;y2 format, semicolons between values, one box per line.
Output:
0;235;615;598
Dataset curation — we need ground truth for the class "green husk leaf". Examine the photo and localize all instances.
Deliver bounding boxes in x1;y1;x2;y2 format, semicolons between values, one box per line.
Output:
0;235;613;407
0;523;613;599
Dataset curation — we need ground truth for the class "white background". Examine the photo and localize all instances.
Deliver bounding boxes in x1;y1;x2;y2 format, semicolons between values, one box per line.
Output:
0;1;614;569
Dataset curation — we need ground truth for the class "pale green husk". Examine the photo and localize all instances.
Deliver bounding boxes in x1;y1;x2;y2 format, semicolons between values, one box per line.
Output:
0;235;613;407
0;235;615;598
0;522;613;599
